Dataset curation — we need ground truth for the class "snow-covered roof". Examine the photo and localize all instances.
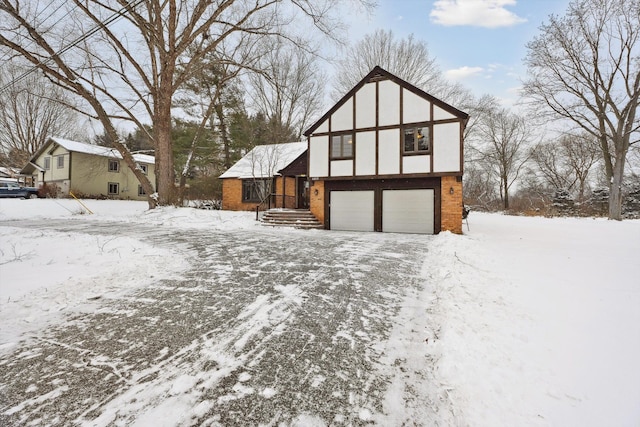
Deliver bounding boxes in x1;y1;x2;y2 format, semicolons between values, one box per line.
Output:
49;137;155;164
0;166;20;177
219;142;307;179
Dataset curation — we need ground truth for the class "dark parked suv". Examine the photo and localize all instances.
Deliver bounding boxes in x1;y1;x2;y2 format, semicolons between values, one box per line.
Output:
0;181;39;199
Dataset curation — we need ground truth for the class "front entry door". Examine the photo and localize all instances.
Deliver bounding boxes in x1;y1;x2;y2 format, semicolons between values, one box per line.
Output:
296;177;309;209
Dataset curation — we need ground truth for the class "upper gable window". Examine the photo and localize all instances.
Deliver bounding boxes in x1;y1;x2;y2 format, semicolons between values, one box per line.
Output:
403;126;430;155
44;157;51;170
108;159;120;172
56;155;64;168
330;133;354;159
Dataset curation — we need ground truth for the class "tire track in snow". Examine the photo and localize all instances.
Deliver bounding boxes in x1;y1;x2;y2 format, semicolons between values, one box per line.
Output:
0;221;431;426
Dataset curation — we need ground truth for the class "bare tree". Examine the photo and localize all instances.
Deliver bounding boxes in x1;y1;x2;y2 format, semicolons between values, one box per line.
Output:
462;165;498;210
530;133;599;202
473;108;534;210
332;28;482;112
530;141;573;194
333;29;446;99
0;0;373;208
247;38;326;141
0;63;81;166
523;0;640;220
562;133;601;202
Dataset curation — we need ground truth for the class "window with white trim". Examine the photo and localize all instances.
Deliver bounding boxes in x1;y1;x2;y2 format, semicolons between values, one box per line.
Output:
108;182;119;195
108;159;120;172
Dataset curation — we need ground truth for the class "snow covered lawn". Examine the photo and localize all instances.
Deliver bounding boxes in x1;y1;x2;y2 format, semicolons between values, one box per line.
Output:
0;198;639;426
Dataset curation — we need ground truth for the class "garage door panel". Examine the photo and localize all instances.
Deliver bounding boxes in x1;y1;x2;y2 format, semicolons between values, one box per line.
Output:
383;189;434;234
330;191;374;232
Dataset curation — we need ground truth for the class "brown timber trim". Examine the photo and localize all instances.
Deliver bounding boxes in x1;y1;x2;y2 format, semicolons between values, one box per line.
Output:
375;80;380;176
318;171;459;181
303;66;468;137
459;121;464;173
327;115;332;177
308;118;463;138
430;103;435;172
399;88;404;175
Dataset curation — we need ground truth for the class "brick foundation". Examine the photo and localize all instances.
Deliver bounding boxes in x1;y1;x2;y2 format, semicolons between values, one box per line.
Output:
440;175;463;234
309;180;325;225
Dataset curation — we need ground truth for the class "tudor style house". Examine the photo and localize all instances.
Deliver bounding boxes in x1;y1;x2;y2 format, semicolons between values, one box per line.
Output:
20;137;155;200
220;66;468;234
304;66;467;234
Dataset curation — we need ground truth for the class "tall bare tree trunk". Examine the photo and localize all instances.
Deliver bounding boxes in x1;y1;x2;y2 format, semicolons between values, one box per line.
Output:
154;104;176;206
609;155;625;220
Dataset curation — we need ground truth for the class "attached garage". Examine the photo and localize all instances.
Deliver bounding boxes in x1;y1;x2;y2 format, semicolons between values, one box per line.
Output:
325;179;440;234
382;189;434;234
330;190;375;232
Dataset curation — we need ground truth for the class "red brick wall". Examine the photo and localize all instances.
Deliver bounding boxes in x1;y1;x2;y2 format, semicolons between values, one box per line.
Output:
440;175;463;234
273;176;297;209
222;179;257;211
284;177;296;209
309;180;325;225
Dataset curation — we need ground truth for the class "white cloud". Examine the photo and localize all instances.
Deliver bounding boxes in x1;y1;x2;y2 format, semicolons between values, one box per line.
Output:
430;0;527;28
445;66;484;81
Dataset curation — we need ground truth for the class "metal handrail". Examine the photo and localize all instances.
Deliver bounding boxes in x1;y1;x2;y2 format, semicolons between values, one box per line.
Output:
255;193;273;220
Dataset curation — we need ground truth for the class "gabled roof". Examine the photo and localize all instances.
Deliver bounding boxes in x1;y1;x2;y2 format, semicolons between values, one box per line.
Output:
219;142;307;179
304;66;469;137
30;137;155;164
19;162;45;175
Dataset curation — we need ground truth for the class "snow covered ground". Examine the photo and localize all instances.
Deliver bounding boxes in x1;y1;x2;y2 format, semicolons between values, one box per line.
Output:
0;198;639;426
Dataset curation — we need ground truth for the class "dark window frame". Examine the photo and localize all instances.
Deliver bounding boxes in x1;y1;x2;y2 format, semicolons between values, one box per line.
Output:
242;178;271;203
138;185;146;196
108;182;119;195
330;133;354;160
403;125;431;156
138;164;148;174
108;159;120;172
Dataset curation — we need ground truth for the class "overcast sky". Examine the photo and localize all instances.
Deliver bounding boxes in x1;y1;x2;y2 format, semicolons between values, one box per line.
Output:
337;0;571;106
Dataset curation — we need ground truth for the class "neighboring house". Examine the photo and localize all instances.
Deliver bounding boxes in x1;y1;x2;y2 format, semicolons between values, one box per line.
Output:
219;142;308;211
20;137;155;200
220;66;468;234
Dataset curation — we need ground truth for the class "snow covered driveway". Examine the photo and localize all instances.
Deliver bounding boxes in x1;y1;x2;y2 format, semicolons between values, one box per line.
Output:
0;220;434;426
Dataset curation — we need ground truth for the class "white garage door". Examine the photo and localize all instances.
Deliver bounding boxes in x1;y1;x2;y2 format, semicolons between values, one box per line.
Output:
382;189;434;234
330;190;375;232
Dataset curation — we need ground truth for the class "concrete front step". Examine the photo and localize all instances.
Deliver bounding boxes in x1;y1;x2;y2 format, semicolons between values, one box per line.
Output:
261;209;324;229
